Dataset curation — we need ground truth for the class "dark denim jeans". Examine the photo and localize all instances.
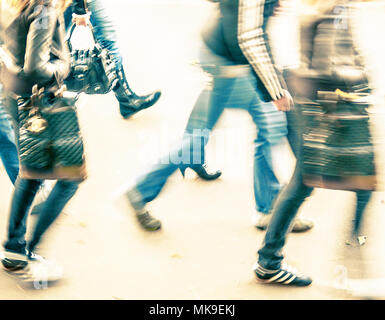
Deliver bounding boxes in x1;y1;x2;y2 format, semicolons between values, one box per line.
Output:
2;95;80;255
257;87;373;271
4;178;79;254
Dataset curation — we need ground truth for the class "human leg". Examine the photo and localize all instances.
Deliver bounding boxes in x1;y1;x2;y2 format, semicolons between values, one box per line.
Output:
88;0;161;119
254;162;313;286
3;178;43;256
0;105;19;184
28;180;80;253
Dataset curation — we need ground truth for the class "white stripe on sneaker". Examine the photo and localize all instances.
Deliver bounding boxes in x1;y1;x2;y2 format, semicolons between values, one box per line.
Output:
266;271;285;283
276;272;292;283
283;275;297;284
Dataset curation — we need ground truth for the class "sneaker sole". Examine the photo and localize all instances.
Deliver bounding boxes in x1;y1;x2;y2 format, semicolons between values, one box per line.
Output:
254;276;312;287
255;225;313;233
254;271;313;287
141;224;162;232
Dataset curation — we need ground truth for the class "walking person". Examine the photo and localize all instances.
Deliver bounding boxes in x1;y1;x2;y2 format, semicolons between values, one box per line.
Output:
0;22;53;207
0;0;82;281
123;0;311;232
29;0;162;217
254;0;375;286
65;0;161;119
184;0;313;232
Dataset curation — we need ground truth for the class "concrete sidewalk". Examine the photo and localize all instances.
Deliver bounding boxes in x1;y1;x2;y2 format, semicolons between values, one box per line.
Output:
0;0;385;300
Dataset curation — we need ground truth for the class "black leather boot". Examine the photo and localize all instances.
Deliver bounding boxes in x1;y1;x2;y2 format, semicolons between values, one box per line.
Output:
114;67;161;119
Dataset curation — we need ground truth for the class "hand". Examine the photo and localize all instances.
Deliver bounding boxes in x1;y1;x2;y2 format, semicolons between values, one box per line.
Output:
273;89;294;112
72;13;91;27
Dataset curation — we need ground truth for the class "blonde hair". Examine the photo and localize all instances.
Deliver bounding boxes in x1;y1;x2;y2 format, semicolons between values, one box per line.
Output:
5;0;72;13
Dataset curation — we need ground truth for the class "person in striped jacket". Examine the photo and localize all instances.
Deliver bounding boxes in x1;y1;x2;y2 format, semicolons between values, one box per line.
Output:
123;0;313;233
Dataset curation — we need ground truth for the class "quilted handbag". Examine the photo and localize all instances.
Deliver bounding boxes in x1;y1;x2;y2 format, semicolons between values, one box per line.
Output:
65;24;118;95
17;85;87;180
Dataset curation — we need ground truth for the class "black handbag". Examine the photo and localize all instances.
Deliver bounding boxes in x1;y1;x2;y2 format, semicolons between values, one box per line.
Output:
300;90;376;191
64;24;118;95
293;5;376;191
17;85;87;181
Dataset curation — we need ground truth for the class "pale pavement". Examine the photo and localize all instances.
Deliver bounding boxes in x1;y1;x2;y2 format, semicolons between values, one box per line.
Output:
0;0;385;299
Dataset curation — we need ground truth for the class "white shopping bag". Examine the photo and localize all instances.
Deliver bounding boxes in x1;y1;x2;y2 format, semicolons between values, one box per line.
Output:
68;25;95;51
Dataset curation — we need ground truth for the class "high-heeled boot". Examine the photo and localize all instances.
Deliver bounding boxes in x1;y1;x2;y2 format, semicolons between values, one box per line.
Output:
179;163;222;181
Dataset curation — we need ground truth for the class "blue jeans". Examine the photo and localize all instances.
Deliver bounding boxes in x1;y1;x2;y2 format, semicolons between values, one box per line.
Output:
64;0;123;69
4;178;80;254
2;95;80;254
0;87;19;184
257;160;372;270
134;44;287;211
257;75;373;270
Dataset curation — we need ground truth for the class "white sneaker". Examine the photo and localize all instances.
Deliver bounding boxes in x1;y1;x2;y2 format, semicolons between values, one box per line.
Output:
252;212;272;230
26;259;63;283
252;212;314;233
3;252;63;283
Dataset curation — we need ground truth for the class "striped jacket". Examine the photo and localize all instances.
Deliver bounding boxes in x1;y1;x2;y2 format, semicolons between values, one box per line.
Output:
202;0;286;102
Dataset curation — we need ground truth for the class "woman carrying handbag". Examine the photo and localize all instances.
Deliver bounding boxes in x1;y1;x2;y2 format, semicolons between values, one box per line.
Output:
0;0;85;282
254;0;376;286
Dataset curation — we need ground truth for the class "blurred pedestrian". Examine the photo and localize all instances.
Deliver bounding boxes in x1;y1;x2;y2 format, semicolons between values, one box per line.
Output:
182;0;313;233
65;0;161;119
123;0;307;232
254;0;375;286
0;4;56;213
0;0;81;282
